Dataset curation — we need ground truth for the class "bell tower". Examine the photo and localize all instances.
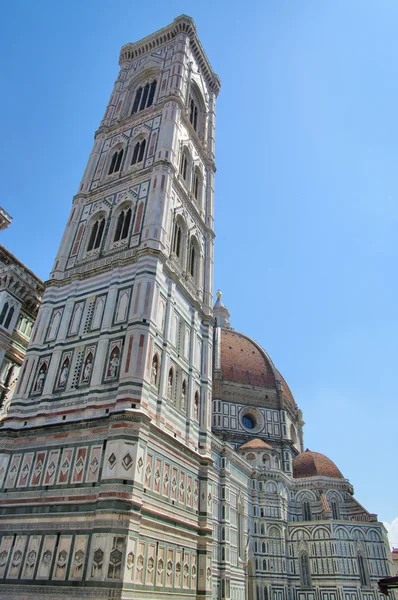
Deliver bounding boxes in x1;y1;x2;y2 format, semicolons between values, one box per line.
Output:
0;16;220;600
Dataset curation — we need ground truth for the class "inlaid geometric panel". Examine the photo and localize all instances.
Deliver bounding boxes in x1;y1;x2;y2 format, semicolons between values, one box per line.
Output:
85;445;102;483
7;535;27;579
36;535;57;579
69;535;88;581
17;452;34;488
0;454;10;488
44;449;60;485
52;535;73;580
30;451;47;487
0;536;14;578
4;454;22;489
71;446;88;484
22;535;42;579
57;447;74;485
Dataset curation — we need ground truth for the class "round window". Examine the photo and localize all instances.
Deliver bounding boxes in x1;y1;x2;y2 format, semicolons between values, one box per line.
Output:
242;414;255;429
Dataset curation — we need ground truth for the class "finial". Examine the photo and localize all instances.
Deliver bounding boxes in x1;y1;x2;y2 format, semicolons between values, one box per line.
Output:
216;289;222;299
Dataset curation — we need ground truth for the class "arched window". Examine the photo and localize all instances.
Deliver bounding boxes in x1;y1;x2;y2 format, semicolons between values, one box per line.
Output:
300;553;311;588
187;82;206;140
262;559;266;570
172;220;182;258
331;500;339;520
194;390;199;420
302;501;312;522
131;139;146;165
260;523;265;535
262;542;266;553
131;80;157;114
87;217;106;252
180;150;189;181
188;242;196;278
4;306;14;329
114;207;132;242
357;554;369;586
189;97;198;131
108;149;124;175
0;302;9;325
193;167;202;203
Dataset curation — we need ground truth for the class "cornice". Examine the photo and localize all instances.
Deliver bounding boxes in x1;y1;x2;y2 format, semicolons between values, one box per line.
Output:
119;15;221;96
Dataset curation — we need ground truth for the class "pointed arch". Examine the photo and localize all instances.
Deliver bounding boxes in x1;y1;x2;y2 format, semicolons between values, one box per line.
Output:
113;206;132;243
180;146;192;183
130;74;157;115
187;80;206;140
299;552;311;588
187;235;199;281
193;165;203;206
108;148;124;175
131;138;147;166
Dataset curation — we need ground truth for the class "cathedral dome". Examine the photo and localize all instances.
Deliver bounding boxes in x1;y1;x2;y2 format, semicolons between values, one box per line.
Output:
293;450;344;479
219;328;297;410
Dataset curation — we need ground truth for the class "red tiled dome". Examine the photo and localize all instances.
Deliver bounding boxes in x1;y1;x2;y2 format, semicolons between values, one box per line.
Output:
293;450;344;479
219;329;297;408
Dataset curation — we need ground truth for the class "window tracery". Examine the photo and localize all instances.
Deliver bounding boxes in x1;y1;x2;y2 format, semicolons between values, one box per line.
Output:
131;139;146;165
87;216;106;252
108;149;124;175
114;207;132;243
131;80;157;114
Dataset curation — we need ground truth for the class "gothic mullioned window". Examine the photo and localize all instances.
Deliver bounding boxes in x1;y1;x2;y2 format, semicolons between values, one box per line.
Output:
131;80;157;114
187;81;206;140
188;243;196;278
87;217;106;252
108;149;124;175
114;208;132;242
189;97;198;131
131;139;146;165
300;553;311;587
357;554;369;586
172;221;182;258
193;166;202;204
302;501;312;521
331;500;339;520
180;149;189;181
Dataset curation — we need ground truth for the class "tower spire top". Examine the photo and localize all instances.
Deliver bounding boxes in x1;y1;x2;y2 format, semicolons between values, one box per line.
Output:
213;289;231;328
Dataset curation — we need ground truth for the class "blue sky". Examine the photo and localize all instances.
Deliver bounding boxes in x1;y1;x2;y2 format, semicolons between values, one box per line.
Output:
1;1;397;543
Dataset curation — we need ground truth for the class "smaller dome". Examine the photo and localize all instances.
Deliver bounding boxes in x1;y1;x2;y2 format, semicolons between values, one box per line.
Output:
238;438;273;451
293;449;343;479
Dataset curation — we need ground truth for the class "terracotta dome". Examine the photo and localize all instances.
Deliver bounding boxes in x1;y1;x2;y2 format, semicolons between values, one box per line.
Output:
293;450;344;479
219;328;297;408
238;438;273;451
